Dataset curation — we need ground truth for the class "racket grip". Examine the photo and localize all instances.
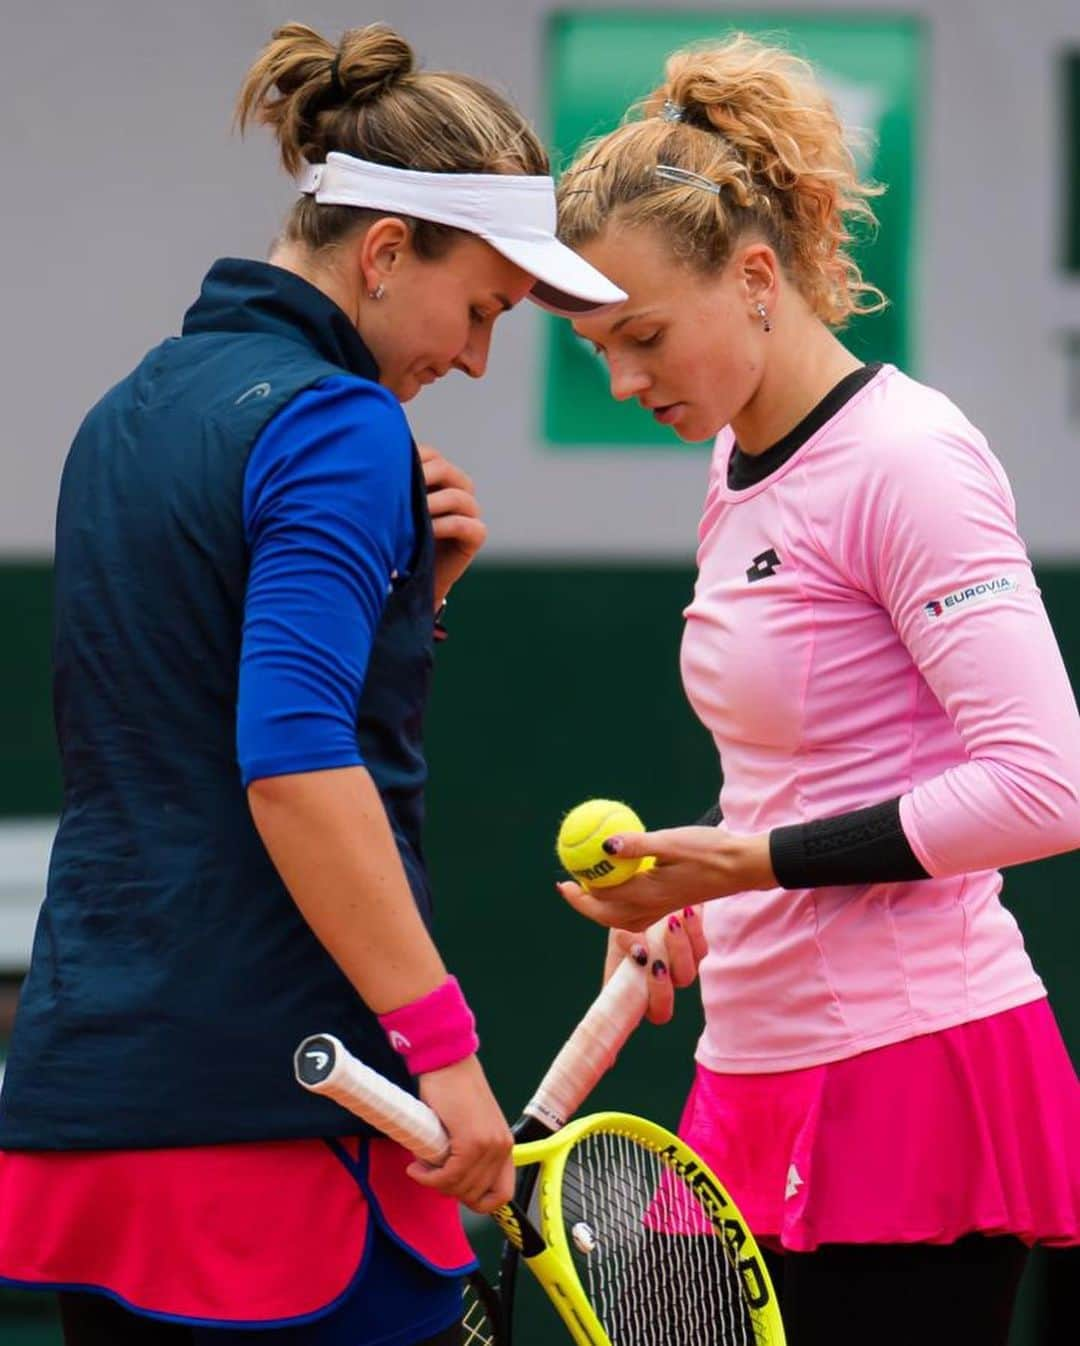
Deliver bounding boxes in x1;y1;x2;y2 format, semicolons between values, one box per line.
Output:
523;957;649;1131
294;1033;450;1165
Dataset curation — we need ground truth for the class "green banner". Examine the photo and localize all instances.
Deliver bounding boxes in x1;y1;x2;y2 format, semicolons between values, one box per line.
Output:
544;11;922;446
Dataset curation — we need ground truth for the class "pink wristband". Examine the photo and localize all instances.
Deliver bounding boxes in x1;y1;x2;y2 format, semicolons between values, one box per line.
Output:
377;975;479;1076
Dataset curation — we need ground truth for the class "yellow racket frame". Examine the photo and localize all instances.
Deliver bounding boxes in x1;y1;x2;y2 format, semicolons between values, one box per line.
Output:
499;1111;786;1346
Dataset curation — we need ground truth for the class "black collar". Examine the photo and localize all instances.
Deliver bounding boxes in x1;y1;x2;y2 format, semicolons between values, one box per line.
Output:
728;362;882;490
182;258;380;383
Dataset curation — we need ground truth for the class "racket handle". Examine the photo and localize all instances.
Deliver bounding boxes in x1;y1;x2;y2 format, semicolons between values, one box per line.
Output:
294;1033;450;1165
523;956;649;1131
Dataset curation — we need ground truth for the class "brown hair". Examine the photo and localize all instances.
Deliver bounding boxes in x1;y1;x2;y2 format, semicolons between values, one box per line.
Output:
236;22;549;257
557;34;885;325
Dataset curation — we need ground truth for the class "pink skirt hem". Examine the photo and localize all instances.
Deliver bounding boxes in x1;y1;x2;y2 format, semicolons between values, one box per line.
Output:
679;998;1080;1252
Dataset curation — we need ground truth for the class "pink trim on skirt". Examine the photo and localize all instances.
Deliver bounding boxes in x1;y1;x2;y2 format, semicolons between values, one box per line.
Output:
679;998;1079;1252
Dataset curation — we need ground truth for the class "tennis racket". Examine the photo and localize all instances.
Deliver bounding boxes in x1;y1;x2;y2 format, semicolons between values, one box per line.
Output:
296;948;784;1345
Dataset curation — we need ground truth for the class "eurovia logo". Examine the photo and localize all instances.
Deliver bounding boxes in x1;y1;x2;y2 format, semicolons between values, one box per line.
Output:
923;576;1018;621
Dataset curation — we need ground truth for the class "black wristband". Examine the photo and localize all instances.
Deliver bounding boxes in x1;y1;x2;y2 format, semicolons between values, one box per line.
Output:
695;803;723;827
770;797;929;889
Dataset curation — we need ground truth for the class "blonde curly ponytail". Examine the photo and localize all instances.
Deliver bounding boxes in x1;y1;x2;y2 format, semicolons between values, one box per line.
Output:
558;34;885;326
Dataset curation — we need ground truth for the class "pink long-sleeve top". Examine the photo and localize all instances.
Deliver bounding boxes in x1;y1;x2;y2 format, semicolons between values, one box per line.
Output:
681;363;1080;1073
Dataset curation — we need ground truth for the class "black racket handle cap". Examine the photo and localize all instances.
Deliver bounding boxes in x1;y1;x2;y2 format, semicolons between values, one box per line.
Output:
295;1034;338;1086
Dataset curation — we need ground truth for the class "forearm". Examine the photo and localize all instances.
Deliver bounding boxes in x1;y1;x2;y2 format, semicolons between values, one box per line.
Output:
899;732;1080;878
768;797;928;887
247;765;446;1013
698;779;1075;890
695;797;927;888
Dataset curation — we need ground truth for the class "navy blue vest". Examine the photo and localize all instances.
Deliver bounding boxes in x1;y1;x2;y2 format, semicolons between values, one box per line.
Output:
0;260;436;1148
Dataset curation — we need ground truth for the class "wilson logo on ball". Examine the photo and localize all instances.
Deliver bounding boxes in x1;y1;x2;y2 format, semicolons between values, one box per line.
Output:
574;858;616;881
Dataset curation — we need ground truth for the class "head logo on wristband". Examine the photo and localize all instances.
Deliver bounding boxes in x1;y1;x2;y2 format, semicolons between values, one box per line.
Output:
377;975;479;1075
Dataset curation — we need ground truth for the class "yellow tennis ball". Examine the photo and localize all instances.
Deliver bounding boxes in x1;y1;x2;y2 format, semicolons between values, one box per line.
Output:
557;799;651;890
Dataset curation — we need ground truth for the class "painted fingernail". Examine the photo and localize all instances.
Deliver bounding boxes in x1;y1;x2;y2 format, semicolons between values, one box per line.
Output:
602;836;623;855
668;915;681;932
652;960;668;979
683;907;696;919
631;944;648;966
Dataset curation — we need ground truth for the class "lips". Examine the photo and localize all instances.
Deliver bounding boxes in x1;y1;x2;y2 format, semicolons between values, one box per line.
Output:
650;403;685;426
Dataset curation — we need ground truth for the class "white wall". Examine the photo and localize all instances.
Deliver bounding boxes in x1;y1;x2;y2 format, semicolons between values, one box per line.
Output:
2;0;1079;560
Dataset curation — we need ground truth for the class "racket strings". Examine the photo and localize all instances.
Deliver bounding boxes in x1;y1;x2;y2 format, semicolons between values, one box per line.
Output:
461;1274;502;1346
561;1131;761;1346
567;1146;721;1336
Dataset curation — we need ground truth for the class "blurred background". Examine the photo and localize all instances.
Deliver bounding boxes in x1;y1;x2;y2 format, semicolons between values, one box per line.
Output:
1;1;1078;1342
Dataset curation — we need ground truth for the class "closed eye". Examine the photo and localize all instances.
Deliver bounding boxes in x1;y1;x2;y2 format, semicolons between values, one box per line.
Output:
634;330;662;348
575;333;606;358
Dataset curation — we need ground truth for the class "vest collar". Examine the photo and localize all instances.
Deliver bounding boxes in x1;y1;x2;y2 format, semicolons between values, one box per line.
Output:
182;258;380;382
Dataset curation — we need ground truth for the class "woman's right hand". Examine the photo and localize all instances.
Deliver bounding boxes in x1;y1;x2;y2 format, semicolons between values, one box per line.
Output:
409;1055;514;1214
557;826;775;932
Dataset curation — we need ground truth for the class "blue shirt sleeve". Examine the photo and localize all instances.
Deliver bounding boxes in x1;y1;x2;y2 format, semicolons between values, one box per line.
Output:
237;375;415;786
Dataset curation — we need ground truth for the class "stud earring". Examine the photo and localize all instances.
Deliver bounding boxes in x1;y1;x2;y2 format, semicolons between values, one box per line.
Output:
369;284;385;301
755;302;772;333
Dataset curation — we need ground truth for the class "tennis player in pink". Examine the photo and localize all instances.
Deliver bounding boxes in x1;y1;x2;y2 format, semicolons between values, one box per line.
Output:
554;34;1080;1346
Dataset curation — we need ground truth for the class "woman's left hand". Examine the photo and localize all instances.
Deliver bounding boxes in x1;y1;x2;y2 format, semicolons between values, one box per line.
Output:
604;906;708;1024
557;826;777;933
419;444;487;606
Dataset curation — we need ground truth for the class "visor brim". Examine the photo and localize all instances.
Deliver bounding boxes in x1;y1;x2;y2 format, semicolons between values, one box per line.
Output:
483;233;626;317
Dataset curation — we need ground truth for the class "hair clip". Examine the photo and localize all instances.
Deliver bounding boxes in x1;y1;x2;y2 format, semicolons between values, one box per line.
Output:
660;99;686;123
654;164;721;195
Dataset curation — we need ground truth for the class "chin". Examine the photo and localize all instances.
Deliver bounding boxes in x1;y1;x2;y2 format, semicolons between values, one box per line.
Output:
673;415;719;445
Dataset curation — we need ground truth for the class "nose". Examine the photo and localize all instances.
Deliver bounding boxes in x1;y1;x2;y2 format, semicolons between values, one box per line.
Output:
455;325;493;380
607;354;650;403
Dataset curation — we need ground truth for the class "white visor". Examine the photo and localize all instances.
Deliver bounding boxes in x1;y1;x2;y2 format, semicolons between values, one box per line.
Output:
296;153;626;317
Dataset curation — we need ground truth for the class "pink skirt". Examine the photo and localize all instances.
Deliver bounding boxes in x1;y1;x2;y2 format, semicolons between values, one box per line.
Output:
678;997;1080;1252
0;1136;473;1322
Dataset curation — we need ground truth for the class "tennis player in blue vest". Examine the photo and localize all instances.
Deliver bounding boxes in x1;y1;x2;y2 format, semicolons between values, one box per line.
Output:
0;22;623;1346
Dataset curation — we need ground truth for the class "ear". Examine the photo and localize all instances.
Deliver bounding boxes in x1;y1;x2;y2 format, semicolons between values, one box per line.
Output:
356;216;414;294
736;241;779;307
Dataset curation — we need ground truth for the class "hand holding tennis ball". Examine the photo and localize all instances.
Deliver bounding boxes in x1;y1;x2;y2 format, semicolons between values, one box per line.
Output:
558;802;776;934
556;799;656;891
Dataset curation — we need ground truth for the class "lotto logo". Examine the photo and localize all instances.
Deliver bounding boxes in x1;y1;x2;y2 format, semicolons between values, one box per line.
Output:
746;548;782;583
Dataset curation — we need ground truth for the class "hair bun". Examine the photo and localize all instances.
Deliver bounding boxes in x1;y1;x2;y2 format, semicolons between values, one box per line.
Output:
235;22;421;175
335;23;415;104
235;19;547;189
